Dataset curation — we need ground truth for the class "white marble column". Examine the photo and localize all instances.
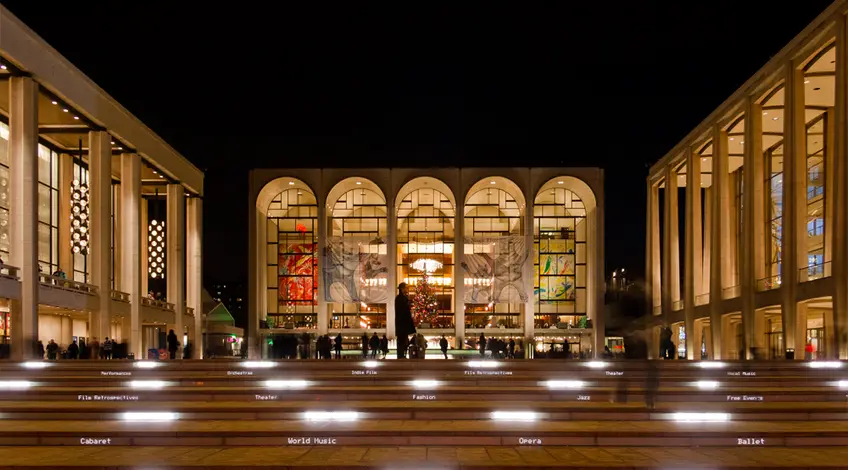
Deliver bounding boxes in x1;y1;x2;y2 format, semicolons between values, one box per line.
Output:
742;98;765;360
120;153;142;358
523;192;535;352
316;199;327;335
645;181;660;359
710;124;729;358
89;130;112;343
662;166;680;324
684;148;702;359
186;196;203;358
166;184;185;349
386;195;397;339
454;198;466;345
833;16;848;359
8;77;39;360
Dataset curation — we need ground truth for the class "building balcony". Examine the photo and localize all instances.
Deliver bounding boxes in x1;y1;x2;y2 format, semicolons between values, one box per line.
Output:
722;285;740;299
756;275;782;291
799;261;830;282
672;300;684;311
39;273;97;296
695;293;710;306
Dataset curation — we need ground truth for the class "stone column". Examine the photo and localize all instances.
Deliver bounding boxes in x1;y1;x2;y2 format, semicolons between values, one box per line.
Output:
247;190;260;359
8;77;39;360
120;153;142;358
795;302;808;358
703;187;712;296
662;166;680;324
523;192;535;353
166;184;185;349
386;194;397;339
141;198;148;296
710;124;730;358
89;131;112;343
836;18;848;359
186;196;203;358
454;197;466;346
782;63;806;357
316;199;327;335
684;148;702;359
743;98;766;361
645;180;660;359
57;153;73;275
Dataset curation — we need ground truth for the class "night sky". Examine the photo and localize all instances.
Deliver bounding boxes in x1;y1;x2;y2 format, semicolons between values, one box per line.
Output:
0;1;835;290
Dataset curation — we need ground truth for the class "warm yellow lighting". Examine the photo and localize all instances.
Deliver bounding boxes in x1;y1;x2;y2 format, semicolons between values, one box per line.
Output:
411;258;443;274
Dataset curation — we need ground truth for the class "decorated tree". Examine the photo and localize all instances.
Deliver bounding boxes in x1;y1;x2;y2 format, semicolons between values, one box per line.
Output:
411;276;439;326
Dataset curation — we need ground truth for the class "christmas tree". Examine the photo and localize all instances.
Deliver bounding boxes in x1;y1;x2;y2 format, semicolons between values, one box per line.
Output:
411;276;439;325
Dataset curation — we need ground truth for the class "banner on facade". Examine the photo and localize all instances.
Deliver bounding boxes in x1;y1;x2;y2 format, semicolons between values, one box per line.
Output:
323;237;390;303
461;236;528;304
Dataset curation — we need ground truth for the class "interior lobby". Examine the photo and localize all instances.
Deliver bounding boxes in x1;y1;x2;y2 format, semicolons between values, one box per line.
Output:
0;6;204;359
248;168;605;358
647;4;848;360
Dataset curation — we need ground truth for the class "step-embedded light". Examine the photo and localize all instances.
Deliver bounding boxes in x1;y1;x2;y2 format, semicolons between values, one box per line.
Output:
695;380;719;390
362;360;379;368
467;360;498;368
410;379;441;389
134;361;161;369
585;361;607;369
696;361;726;369
544;380;585;390
128;380;168;390
809;361;843;369
21;362;50;369
0;380;33;389
121;412;178;422
672;412;730;423
264;380;308;389
303;411;359;422
491;411;538;422
241;361;276;368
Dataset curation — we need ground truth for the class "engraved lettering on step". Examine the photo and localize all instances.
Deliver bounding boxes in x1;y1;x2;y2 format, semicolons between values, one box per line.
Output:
227;371;253;376
351;370;377;375
255;395;278;401
80;438;112;445
577;395;591;401
313;437;337;445
100;371;131;376
462;371;513;376
77;395;139;401
518;438;542;445
604;371;623;376
737;438;765;445
727;395;763;402
412;394;436;400
726;371;756;376
287;437;311;445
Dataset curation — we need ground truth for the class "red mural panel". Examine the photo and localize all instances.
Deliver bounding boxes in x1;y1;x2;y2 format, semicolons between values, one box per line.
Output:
278;243;317;305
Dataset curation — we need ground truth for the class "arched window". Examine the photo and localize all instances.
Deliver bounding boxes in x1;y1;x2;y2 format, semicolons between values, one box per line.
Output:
396;178;455;328
265;185;318;328
533;186;587;327
463;180;525;329
326;178;388;329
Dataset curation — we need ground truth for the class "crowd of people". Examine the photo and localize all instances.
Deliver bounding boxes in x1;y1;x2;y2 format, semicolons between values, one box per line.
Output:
37;336;117;360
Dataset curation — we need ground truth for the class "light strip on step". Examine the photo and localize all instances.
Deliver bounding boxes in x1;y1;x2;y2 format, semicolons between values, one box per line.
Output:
128;380;169;390
0;380;33;389
491;411;539;422
264;380;309;389
241;361;276;368
808;361;843;369
544;380;586;390
672;412;730;423
695;361;727;369
467;360;499;368
303;411;360;422
584;361;607;369
21;362;50;369
133;361;161;369
694;380;719;390
362;361;379;368
410;379;441;389
120;412;178;422
836;380;848;389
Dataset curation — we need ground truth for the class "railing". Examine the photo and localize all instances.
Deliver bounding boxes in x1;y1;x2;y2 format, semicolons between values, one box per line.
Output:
672;300;684;311
695;293;710;306
799;261;831;283
0;264;19;280
652;305;661;316
722;285;740;299
142;297;175;312
756;275;782;291
39;273;97;295
110;290;130;303
185;306;195;316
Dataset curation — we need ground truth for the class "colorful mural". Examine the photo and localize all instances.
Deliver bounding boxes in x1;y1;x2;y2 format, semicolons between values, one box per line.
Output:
278;243;317;305
535;238;576;303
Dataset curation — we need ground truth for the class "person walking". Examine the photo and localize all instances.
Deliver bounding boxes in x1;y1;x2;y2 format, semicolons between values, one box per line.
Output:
394;283;416;359
67;339;79;359
103;337;113;360
360;333;369;358
508;338;516;359
369;332;380;359
90;337;100;361
334;333;343;359
439;335;448;359
167;330;179;360
478;333;486;357
380;334;389;359
46;339;59;360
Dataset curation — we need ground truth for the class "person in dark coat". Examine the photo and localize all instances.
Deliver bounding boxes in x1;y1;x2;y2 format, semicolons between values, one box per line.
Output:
380;334;389;358
368;332;380;359
167;330;179;360
334;333;343;359
67;340;79;359
361;333;369;358
439;335;449;359
478;333;486;356
394;283;416;359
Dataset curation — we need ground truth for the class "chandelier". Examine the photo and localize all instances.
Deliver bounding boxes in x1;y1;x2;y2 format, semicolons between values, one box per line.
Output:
148;219;165;278
70;179;89;255
410;258;442;274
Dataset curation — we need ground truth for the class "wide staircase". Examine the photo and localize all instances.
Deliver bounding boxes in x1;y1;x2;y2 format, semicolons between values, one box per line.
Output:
0;358;846;468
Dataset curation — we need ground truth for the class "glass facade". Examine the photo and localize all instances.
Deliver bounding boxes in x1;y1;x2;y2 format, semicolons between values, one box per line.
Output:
327;186;388;329
72;162;89;282
763;85;785;289
266;187;318;328
0;123;9;260
396;183;455;328
533;187;587;328
37;144;59;276
463;187;523;329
